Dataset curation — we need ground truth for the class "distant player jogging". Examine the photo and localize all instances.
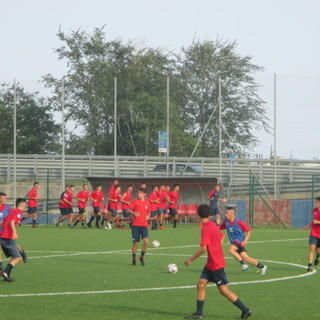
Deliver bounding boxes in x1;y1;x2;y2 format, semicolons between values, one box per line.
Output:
184;204;252;319
219;207;267;274
307;197;320;272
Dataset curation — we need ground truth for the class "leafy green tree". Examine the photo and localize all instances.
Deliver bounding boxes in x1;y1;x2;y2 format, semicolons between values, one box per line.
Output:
0;83;60;154
178;39;268;157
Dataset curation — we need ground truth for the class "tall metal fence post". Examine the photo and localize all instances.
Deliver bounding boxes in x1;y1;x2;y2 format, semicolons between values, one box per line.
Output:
46;169;49;225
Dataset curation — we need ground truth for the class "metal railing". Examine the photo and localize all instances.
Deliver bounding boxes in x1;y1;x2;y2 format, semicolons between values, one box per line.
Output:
1;154;320;186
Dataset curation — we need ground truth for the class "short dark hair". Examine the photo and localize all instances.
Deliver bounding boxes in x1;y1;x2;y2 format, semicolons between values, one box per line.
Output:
114;185;120;189
16;198;26;207
127;185;133;189
173;184;179;189
316;197;320;202
82;184;87;187
138;188;147;194
69;185;75;188
33;181;39;186
197;204;210;218
226;207;236;214
0;192;7;197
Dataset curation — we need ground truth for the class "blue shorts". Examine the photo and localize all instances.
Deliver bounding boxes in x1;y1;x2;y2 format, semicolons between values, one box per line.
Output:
157;208;165;215
200;267;229;286
27;207;38;214
0;238;22;259
150;210;159;218
131;226;149;242
93;207;100;214
110;209;118;217
309;235;320;247
209;207;220;216
60;208;72;216
169;208;177;216
122;209;130;218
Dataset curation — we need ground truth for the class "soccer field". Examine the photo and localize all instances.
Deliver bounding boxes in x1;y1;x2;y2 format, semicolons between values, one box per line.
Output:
0;225;317;320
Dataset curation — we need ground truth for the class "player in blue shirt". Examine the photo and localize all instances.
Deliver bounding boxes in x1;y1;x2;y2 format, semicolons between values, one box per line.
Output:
220;207;267;274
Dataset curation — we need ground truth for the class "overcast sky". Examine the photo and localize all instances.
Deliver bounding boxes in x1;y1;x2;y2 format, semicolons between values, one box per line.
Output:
1;0;320;160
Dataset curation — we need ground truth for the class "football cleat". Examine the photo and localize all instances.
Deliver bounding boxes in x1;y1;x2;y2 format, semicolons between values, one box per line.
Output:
139;257;145;266
314;255;320;266
184;313;203;319
241;264;249;271
241;309;252;319
260;265;268;275
132;259;136;266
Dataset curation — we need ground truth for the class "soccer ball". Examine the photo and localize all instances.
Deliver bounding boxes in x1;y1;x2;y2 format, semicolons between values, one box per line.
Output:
151;240;160;248
167;263;178;274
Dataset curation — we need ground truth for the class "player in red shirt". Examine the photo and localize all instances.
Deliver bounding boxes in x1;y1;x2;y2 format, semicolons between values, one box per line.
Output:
128;188;150;266
21;182;41;227
73;184;89;229
184;204;252;320
56;185;75;228
167;184;180;229
157;184;167;230
120;185;133;229
307;197;320;271
148;185;160;230
106;185;121;228
220;207;267;273
88;185;104;228
0;198;26;282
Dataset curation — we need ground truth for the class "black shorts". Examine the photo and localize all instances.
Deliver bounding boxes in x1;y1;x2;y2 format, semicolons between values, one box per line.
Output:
200;267;229;286
78;208;86;215
309;235;320;247
230;241;247;253
122;209;130;218
131;226;149;242
209;207;220;216
0;238;21;259
93;207;100;214
60;208;71;216
110;209;118;217
27;206;38;214
169;208;177;216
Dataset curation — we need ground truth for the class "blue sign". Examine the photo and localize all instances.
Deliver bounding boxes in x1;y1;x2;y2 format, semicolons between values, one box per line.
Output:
158;131;168;153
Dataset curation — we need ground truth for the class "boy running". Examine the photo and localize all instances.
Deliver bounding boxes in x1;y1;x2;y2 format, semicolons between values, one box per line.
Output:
184;204;252;319
88;185;104;228
21;182;41;227
128;188;150;266
73;184;89;229
120;185;133;229
167;184;180;228
0;198;26;282
307;197;320;271
220;207;267;274
148;186;160;230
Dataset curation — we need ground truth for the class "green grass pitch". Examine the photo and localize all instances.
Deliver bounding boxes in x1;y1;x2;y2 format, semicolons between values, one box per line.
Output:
0;224;318;320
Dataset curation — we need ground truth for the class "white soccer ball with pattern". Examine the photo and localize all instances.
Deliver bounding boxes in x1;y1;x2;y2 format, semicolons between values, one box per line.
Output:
152;240;160;248
167;263;178;274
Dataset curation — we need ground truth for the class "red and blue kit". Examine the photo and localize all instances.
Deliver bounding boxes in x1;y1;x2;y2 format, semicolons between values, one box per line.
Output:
219;219;250;247
27;188;38;207
148;192;159;212
58;192;72;209
129;199;150;227
157;190;167;210
310;208;320;238
0;209;23;239
90;190;104;208
121;191;132;210
77;190;89;209
108;192;121;210
168;190;179;209
201;221;225;271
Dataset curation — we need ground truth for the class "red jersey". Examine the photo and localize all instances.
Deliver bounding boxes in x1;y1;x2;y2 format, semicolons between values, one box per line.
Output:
201;220;225;271
157;190;167;210
58;191;72;209
0;208;23;239
310;208;320;238
148;192;159;212
208;190;216;198
168;190;179;209
129;199;150;227
109;185;116;195
91;190;104;208
76;190;89;209
27;188;38;207
108;192;121;210
121;191;132;210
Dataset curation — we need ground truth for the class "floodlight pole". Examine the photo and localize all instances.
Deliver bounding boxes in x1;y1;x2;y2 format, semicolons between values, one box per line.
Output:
13;80;17;204
114;77;117;177
61;79;65;189
166;76;170;177
218;76;222;184
273;73;277;200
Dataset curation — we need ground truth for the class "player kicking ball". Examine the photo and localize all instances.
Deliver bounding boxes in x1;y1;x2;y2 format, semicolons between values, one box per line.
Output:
127;188;150;266
219;207;267;274
184;204;252;319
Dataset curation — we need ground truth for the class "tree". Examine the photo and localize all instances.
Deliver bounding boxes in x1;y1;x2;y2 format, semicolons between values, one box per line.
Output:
43;27;193;156
0;83;60;154
177;38;269;157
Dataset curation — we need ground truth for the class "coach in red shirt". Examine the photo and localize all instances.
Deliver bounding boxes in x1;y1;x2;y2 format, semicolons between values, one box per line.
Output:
184;204;252;320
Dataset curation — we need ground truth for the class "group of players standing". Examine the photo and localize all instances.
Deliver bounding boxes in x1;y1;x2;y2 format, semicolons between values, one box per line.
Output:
55;180;181;231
